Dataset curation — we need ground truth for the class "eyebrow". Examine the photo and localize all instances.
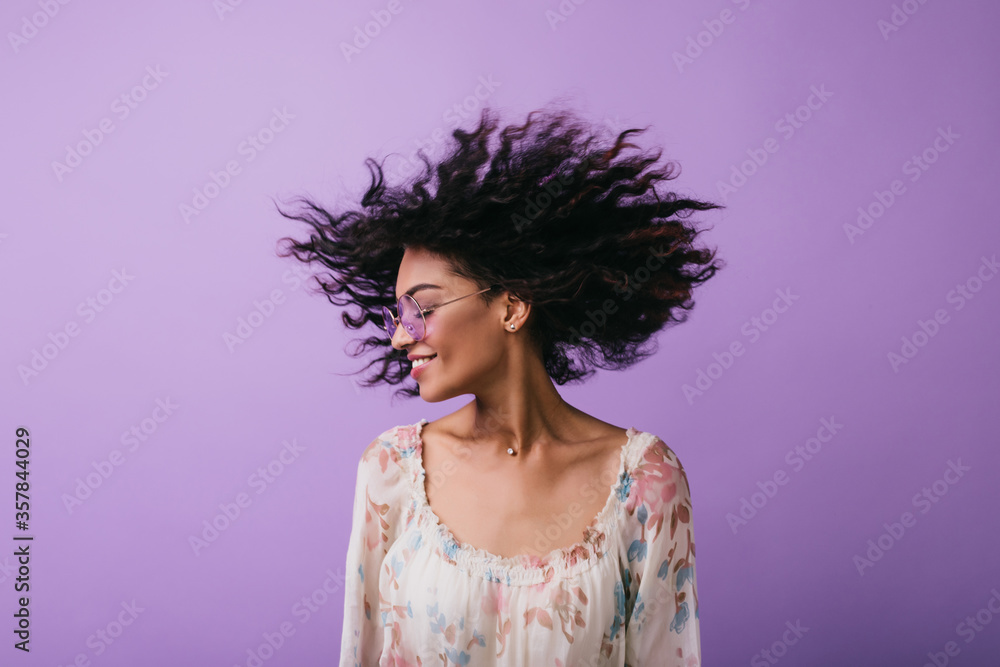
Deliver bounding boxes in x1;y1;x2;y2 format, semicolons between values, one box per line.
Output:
396;283;442;301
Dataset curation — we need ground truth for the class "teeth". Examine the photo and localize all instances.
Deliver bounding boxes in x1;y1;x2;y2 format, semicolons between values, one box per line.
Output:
412;355;436;368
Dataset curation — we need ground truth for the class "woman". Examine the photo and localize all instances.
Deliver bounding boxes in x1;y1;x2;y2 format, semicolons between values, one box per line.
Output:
276;104;723;666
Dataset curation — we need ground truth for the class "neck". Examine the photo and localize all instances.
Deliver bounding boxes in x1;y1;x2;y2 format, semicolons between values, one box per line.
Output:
460;360;579;458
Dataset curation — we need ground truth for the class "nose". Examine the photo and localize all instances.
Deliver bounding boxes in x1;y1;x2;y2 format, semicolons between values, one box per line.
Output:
389;321;417;349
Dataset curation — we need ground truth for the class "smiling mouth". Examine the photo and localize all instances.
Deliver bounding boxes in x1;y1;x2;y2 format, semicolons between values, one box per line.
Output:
411;354;437;368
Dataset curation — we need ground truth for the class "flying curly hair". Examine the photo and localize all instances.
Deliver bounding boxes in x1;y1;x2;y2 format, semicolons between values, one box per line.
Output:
274;104;725;400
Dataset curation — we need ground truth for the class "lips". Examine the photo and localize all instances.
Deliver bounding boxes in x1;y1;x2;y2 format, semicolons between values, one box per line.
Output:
410;354;437;378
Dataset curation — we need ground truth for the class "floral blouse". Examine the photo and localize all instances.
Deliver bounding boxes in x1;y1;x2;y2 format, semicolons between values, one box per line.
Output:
339;418;700;666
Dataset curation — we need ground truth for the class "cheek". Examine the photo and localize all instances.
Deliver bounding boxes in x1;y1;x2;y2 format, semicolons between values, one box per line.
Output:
422;316;501;362
424;311;495;343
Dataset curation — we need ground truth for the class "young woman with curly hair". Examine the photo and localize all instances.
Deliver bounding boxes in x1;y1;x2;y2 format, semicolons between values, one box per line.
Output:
275;103;723;667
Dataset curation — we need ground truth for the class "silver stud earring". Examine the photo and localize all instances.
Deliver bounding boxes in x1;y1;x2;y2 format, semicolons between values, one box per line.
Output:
509;324;515;330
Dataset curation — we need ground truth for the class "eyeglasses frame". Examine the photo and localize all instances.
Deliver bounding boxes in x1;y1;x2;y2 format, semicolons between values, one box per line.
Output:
383;283;502;341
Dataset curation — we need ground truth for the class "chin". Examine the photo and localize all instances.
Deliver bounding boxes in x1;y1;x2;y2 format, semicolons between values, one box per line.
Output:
417;380;461;404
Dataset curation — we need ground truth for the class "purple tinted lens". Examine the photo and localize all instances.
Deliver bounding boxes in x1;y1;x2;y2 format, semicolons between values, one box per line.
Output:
383;307;396;337
399;295;424;340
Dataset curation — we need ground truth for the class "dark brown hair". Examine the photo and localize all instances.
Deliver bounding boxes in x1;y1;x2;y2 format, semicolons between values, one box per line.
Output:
274;104;725;399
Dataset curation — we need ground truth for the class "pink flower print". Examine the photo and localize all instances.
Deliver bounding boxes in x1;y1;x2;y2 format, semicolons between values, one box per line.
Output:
363;488;391;551
385;627;421;667
521;553;546;570
625;441;679;537
482;584;511;616
395;424;420;455
547;580;590;644
377;435;409;473
564;543;591;568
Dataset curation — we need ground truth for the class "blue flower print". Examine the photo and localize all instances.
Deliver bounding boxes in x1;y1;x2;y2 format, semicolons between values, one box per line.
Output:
390;552;405;577
633;590;644;619
428;602;447;635
615;471;633;503
627;538;647;563
409;530;423;551
442;536;459;561
670;600;690;633
609;580;625;640
443;647;471;665
637;504;647;525
676;564;694;591
398;438;417;458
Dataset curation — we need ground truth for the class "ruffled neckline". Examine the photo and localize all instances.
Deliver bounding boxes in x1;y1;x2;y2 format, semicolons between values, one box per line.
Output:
401;417;643;586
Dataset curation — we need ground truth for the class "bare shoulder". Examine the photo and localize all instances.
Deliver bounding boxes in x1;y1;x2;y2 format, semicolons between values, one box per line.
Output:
414;414;473;472
569;415;631;462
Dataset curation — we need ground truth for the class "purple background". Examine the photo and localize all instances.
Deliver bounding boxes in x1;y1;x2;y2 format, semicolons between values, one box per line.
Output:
3;1;999;665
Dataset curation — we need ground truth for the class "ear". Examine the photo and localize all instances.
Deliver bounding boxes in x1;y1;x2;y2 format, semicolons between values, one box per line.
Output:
503;294;531;329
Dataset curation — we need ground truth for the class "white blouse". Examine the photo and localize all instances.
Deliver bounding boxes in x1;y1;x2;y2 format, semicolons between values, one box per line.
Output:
339;418;700;666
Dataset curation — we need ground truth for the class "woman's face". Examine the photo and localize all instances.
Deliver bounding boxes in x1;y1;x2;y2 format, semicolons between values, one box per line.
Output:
390;247;516;402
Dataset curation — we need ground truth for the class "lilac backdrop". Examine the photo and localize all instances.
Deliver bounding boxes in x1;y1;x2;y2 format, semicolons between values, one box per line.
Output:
3;1;999;665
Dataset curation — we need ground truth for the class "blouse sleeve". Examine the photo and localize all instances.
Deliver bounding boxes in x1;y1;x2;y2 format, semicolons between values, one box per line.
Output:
622;437;700;667
339;428;406;667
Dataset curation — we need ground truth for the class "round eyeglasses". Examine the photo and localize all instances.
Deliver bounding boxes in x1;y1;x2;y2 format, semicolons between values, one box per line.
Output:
382;284;501;342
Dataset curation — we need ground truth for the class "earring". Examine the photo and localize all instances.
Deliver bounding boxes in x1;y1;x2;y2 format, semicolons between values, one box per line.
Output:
509;324;515;330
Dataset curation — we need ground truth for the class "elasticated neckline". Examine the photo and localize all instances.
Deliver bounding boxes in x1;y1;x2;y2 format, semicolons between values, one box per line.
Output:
400;417;651;586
